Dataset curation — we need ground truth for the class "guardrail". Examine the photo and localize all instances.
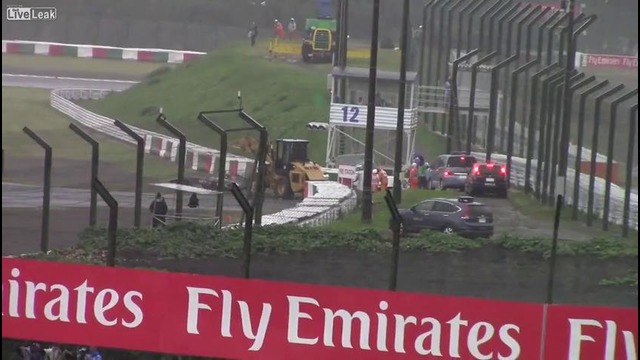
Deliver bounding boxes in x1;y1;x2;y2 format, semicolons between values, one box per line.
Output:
471;151;638;230
50;88;356;227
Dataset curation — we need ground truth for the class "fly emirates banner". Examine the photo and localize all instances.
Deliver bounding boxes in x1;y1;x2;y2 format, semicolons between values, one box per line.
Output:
2;259;637;360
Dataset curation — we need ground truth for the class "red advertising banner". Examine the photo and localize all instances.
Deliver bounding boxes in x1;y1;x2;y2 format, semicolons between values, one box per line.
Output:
544;305;638;360
580;53;639;70
2;259;543;360
2;259;638;359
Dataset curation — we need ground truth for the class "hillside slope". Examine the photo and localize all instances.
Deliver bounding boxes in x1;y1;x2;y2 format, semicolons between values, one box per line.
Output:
86;43;332;161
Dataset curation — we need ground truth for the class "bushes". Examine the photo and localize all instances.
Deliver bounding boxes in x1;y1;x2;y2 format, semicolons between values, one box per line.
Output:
34;222;638;262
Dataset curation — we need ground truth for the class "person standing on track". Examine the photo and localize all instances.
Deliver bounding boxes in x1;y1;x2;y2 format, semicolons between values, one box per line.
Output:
149;192;168;228
287;18;297;40
249;22;258;46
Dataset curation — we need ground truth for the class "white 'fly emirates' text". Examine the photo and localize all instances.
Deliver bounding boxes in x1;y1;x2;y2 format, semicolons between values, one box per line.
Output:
186;287;522;359
2;268;143;328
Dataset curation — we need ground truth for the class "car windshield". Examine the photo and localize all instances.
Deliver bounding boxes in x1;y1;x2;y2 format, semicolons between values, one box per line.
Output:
467;204;492;217
447;156;476;168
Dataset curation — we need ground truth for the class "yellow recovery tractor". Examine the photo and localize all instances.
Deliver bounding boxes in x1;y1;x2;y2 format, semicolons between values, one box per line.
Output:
232;137;327;199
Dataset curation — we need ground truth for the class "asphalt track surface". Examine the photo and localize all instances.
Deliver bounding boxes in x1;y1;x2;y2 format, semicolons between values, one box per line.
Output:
2;73;138;90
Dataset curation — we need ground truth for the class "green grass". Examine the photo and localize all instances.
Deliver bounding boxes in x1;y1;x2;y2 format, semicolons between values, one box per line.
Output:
84;41;430;164
2;54;165;78
509;190;639;241
2;86;179;182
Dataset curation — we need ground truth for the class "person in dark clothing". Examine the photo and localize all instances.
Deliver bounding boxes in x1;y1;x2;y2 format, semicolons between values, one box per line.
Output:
249;22;258;46
149;192;168;227
188;192;200;208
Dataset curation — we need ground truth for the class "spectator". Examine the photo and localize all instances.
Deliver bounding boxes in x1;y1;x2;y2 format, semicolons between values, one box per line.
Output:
249;22;258;46
375;92;386;106
372;168;380;191
188;192;200;208
378;166;389;192
86;347;102;360
418;161;430;189
149;192;168;228
287;18;297;40
444;77;452;108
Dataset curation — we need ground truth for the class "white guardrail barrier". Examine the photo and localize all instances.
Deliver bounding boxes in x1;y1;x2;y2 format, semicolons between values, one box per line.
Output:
50;88;357;227
470;152;638;230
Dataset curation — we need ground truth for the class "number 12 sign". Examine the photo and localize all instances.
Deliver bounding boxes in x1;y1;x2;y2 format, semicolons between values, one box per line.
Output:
341;106;360;123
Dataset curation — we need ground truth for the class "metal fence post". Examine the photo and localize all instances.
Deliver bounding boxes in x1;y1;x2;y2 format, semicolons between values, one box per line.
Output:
156;114;187;220
524;62;559;193
506;59;538;185
93;178;118;267
536;11;561;65
230;183;254;279
623;104;639;237
464;0;490;55
486;55;518;162
496;3;523;54
500;5;537;153
393;0;411;204
535;70;566;200
546;13;569;65
603;89;638;230
22;127;52;253
418;0;436;85
69;124;100;226
547;73;585;204
586;84;625;226
571;80;609;220
486;0;513;52
448;49;479;153
435;0;458;133
197;115;228;228
466;51;498;154
455;0;476;58
478;0;502;52
113;120;144;228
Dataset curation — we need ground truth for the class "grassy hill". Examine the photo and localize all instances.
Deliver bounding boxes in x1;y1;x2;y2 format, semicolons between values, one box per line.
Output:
85;41;445;164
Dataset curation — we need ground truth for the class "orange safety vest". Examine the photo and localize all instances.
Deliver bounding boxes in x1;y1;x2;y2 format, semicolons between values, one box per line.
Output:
379;170;389;191
409;167;419;189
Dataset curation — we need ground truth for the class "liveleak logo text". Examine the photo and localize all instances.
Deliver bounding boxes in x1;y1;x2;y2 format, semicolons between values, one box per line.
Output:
6;6;57;21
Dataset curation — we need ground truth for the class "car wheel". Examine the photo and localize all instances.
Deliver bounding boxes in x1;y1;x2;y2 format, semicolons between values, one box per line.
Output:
442;226;455;235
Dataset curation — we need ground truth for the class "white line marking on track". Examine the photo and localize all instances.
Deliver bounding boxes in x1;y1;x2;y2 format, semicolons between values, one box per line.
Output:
2;73;139;84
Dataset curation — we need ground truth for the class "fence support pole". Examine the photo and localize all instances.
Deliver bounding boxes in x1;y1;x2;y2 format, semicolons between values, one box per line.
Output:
418;0;435;85
22;127;52;253
93;178;118;267
114;120;144;228
393;0;410;204
157;114;187;220
571;80;609;220
463;0;490;56
519;7;550;157
547;74;585;204
68;124;100;226
230;183;254;279
602;89;638;230
384;190;403;291
586;85;625;226
447;49;479;153
466;51;498;154
455;0;477;58
525;63;559;193
506;59;538;186
622;104;639;237
486;55;518;162
536;70;566;200
197;115;228;228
